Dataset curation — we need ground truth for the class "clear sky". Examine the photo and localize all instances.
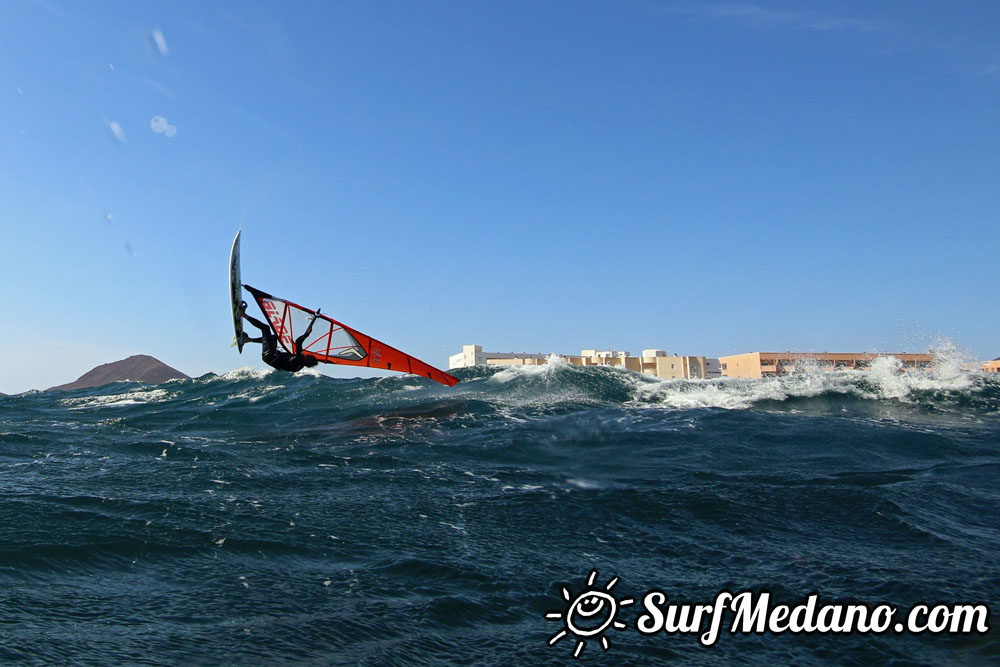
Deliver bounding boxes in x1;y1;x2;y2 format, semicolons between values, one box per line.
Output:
1;1;998;393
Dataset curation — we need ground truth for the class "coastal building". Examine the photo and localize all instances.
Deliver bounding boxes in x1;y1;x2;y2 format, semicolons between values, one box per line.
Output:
448;345;549;369
982;358;1000;374
719;352;935;379
449;345;720;380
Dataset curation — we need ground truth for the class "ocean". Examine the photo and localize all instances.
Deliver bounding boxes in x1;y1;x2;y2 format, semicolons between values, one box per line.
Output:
1;359;998;665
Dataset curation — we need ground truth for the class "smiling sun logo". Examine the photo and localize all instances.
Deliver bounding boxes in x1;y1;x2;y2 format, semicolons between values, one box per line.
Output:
546;570;634;658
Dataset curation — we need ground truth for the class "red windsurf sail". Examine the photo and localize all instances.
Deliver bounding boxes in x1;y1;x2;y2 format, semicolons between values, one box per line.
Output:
245;285;460;386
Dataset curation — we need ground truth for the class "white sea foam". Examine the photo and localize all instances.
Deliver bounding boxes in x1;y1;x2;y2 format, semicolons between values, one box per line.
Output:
216;366;274;382
489;354;567;383
861;353;973;400
631;345;979;410
566;478;601;489
60;388;171;409
463;470;500;482
227;386;284;402
438;521;467;533
479;355;596;410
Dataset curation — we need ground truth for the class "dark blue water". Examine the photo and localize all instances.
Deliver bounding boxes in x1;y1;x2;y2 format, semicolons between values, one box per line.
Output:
1;362;998;664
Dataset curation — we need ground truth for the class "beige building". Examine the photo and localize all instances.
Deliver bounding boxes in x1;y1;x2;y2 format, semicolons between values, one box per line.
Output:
983;358;1000;374
567;348;720;380
719;352;935;379
450;345;720;379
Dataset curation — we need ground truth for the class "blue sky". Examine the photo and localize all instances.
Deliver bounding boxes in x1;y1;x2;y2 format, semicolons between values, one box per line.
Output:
1;1;998;393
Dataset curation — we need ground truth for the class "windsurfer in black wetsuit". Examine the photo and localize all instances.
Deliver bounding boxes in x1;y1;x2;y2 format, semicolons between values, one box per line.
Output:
238;302;320;372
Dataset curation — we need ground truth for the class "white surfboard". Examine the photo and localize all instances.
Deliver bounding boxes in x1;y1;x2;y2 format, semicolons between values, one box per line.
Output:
229;230;244;352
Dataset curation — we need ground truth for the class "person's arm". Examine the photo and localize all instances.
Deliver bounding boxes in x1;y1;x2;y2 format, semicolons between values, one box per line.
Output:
293;310;320;354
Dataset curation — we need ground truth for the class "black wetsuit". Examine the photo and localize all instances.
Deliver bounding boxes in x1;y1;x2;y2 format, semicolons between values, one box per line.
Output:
243;313;315;373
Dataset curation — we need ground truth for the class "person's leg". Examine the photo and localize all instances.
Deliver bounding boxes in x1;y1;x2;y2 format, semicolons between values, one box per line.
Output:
242;312;270;336
238;303;270;347
259;326;278;360
240;314;267;345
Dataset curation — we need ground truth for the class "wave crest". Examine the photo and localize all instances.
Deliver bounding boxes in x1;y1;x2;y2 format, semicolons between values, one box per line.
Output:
453;353;999;415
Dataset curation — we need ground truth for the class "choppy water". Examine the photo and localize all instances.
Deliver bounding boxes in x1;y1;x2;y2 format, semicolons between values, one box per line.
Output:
1;360;998;665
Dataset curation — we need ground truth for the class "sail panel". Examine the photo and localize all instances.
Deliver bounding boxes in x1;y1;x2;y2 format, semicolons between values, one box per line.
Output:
255;294;366;361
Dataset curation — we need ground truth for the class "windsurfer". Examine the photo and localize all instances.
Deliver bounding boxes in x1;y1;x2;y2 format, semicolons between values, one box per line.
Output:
238;301;320;373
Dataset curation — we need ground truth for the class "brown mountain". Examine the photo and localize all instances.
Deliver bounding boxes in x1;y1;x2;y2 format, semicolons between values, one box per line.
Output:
47;355;189;392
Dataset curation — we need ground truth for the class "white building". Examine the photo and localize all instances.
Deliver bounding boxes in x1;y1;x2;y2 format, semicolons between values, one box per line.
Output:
449;345;549;370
